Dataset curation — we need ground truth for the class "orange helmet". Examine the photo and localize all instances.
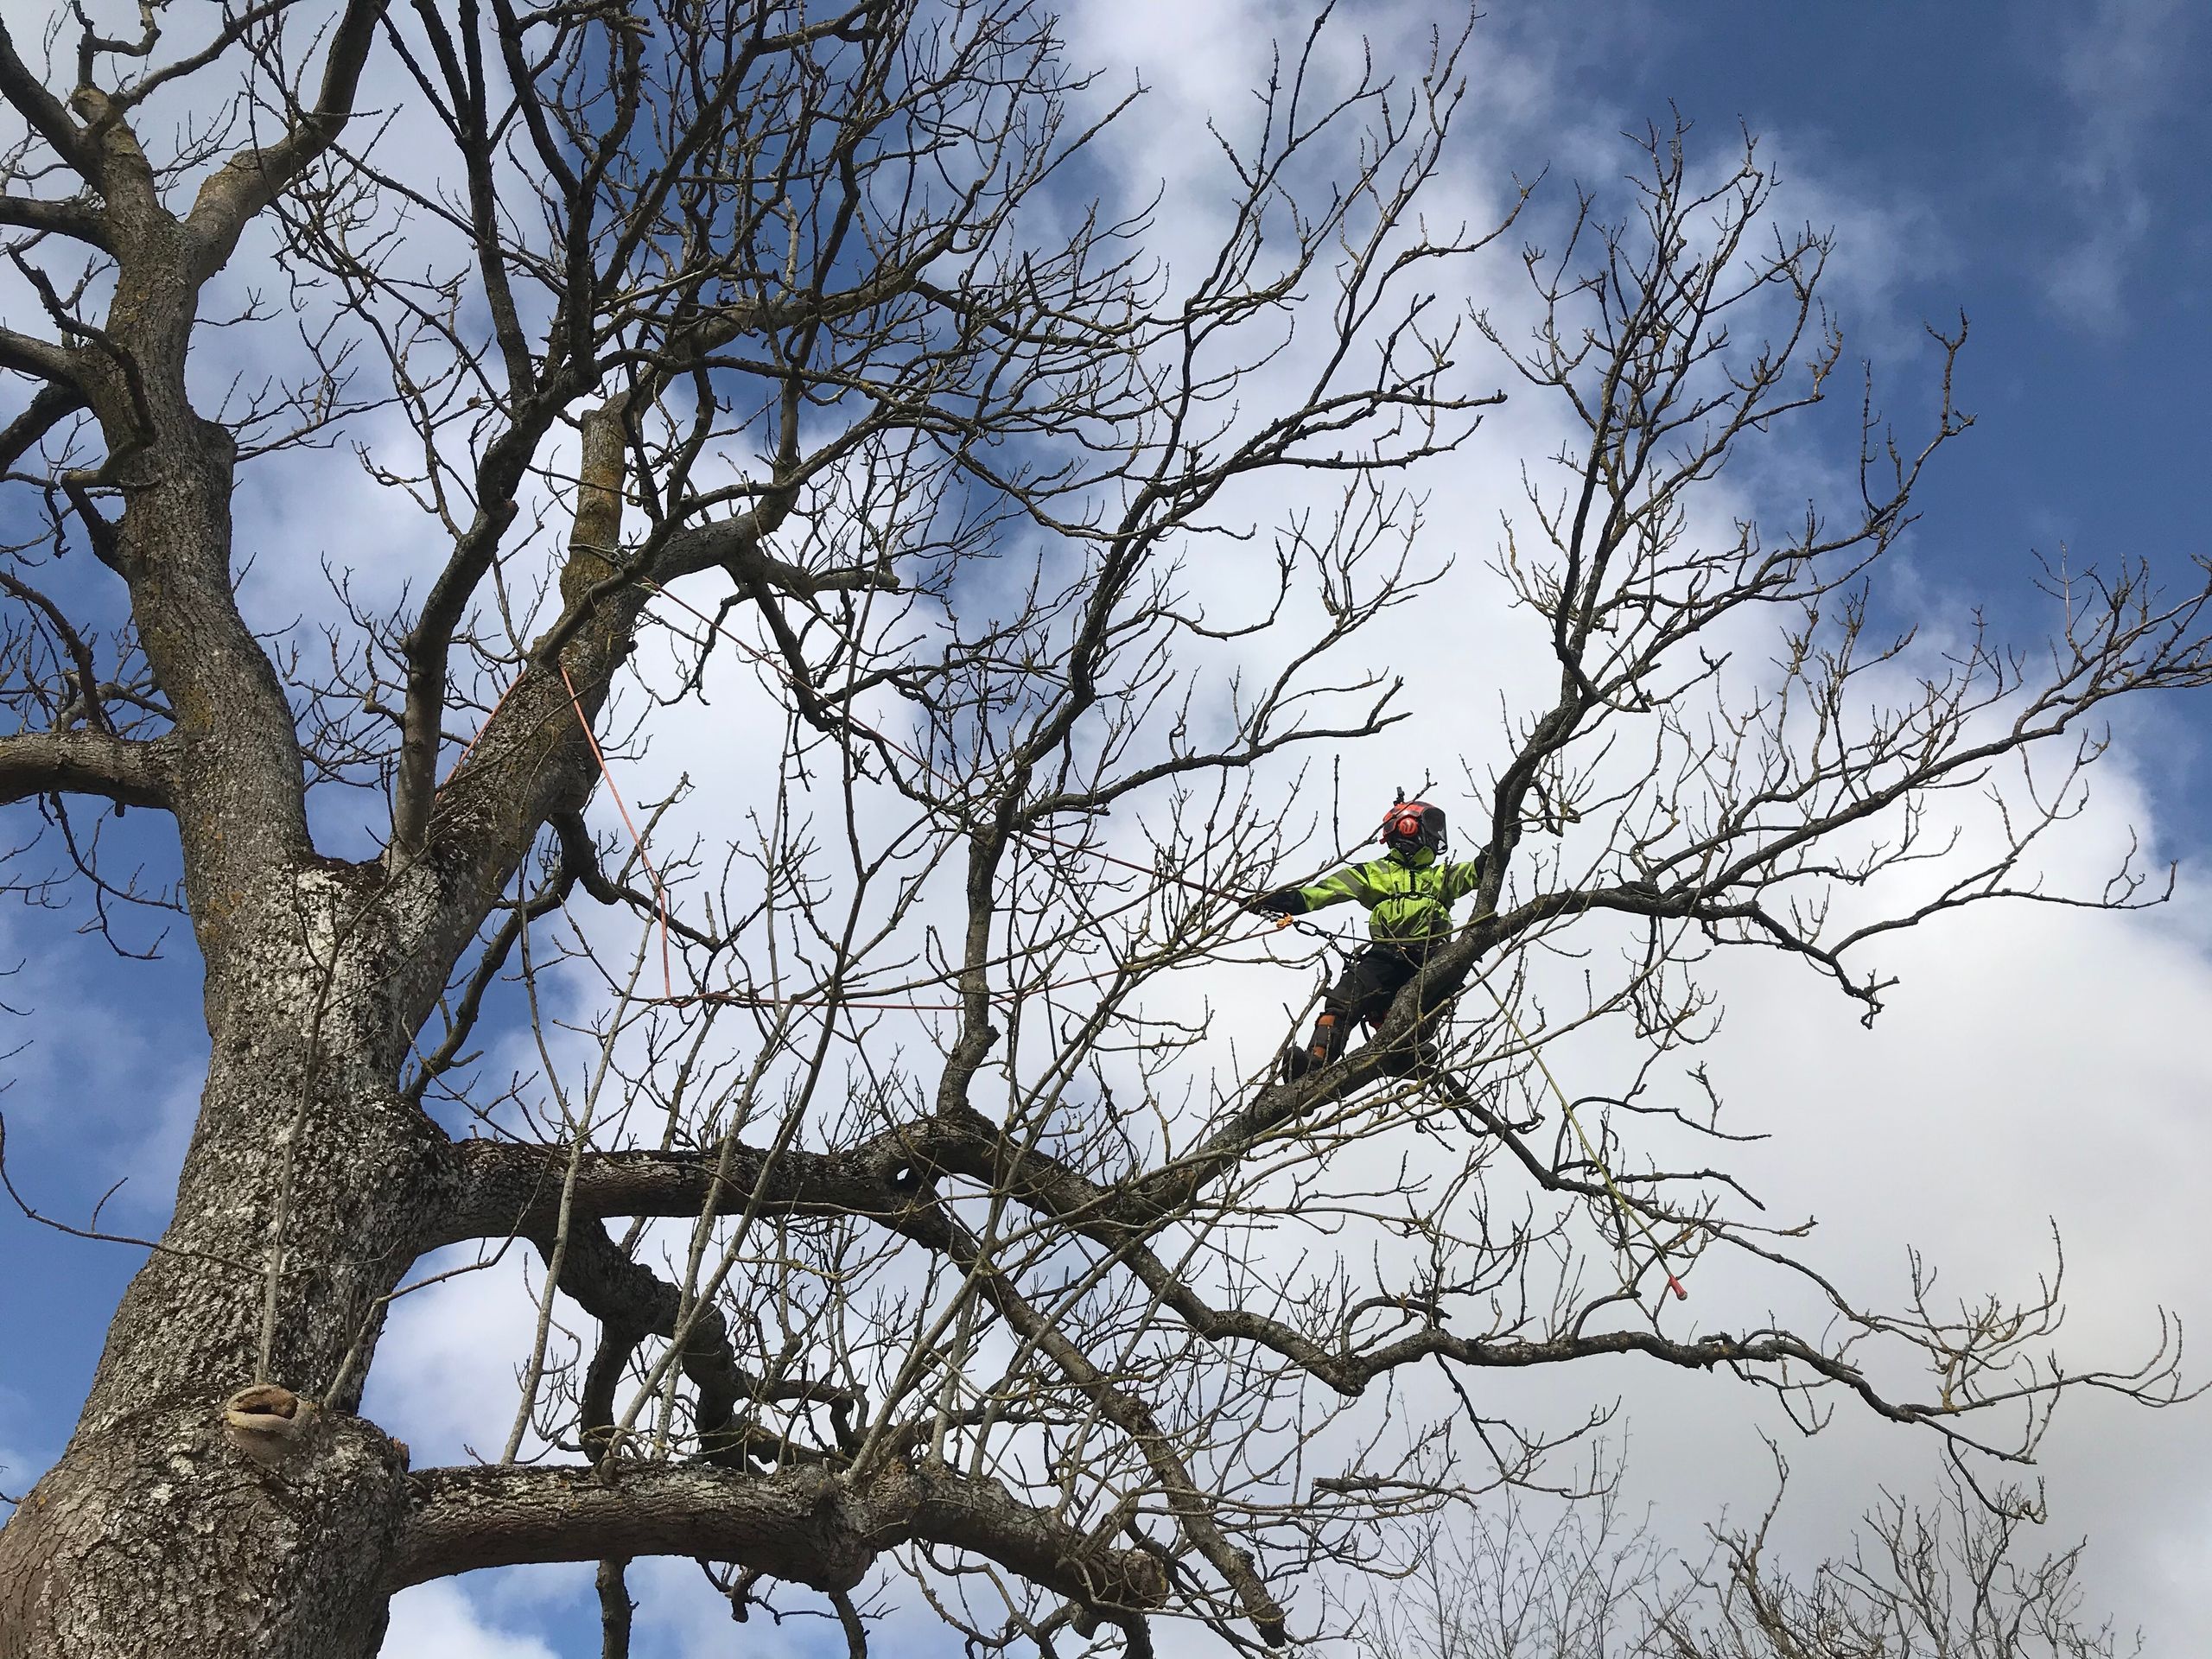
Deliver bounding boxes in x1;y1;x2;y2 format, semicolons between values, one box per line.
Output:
1379;800;1446;855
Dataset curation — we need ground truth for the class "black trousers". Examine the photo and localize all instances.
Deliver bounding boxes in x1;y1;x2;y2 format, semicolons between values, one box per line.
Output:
1327;942;1426;1023
1296;942;1431;1069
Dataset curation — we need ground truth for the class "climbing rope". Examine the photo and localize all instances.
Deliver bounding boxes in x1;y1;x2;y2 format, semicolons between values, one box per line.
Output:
558;661;674;1002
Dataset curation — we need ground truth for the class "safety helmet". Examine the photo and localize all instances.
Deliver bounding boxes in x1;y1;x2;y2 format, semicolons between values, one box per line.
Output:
1379;799;1446;856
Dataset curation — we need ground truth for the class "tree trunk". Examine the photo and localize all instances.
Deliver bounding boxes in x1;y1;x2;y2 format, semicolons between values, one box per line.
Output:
0;864;446;1655
0;1399;411;1656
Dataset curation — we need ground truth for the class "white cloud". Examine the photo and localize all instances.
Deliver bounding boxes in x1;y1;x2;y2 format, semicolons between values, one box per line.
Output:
364;1246;554;1466
379;1580;560;1659
2043;0;2192;326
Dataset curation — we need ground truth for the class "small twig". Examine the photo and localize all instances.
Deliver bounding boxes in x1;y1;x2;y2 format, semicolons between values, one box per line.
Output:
0;1113;253;1274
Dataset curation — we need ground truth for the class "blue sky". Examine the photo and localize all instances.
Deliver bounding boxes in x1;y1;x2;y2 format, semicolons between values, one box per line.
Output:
1659;4;2198;505
3;2;2210;1655
1560;0;2209;665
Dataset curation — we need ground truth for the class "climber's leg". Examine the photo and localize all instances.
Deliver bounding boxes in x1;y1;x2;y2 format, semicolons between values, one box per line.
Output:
1281;946;1416;1079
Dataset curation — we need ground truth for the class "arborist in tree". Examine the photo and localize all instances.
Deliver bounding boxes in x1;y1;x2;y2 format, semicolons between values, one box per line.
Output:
1247;799;1488;1079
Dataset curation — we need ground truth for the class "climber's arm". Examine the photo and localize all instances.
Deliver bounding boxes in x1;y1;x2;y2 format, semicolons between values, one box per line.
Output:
1296;864;1379;912
1245;863;1375;917
1444;852;1489;904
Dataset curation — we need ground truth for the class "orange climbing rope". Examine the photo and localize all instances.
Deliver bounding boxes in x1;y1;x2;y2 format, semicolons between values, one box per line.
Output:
558;661;674;1002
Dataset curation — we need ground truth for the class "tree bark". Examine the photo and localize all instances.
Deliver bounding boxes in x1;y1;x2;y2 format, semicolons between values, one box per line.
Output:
0;857;451;1655
0;1399;412;1657
0;246;452;1643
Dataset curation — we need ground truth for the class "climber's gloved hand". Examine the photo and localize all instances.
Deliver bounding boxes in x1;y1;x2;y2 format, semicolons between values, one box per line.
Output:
1244;888;1306;918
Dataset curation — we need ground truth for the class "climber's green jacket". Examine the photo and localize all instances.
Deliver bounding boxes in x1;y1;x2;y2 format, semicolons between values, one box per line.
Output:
1281;847;1488;944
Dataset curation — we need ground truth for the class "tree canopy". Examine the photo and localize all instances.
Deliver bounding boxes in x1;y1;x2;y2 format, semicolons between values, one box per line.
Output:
0;3;2201;1655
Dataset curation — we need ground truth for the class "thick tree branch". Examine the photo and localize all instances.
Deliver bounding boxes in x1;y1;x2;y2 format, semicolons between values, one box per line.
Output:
390;1461;1170;1616
0;22;91;178
436;1137;914;1249
183;0;389;274
0;728;174;808
531;1216;753;1460
0;193;110;248
0;381;87;470
594;1556;632;1659
0;327;79;389
653;513;899;596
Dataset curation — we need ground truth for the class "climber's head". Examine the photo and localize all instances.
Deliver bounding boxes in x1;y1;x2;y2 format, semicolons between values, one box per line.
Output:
1379;800;1446;858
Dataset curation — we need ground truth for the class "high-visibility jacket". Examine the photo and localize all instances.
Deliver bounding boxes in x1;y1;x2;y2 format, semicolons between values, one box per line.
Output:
1295;847;1487;944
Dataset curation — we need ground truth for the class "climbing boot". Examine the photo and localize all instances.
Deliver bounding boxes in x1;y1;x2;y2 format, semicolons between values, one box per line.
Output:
1281;1009;1348;1080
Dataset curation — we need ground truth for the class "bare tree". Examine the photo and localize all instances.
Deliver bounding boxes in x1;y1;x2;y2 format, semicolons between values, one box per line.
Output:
0;4;2200;1656
1357;1454;2137;1659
